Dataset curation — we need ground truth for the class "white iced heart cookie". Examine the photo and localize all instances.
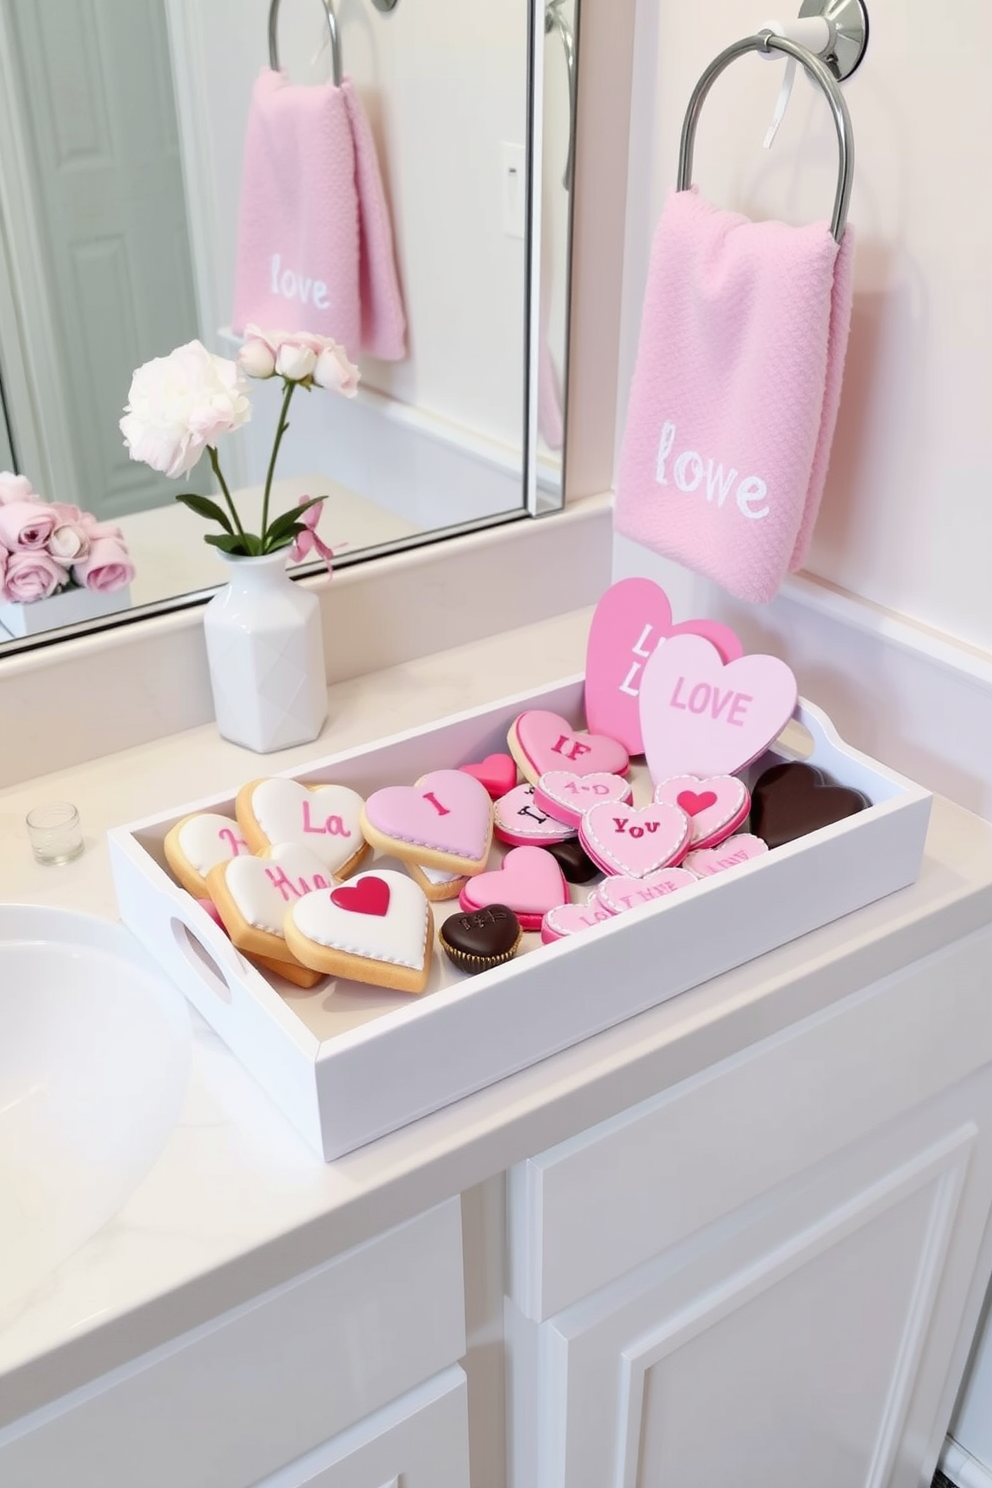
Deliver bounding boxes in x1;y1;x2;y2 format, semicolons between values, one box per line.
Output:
284;870;434;994
165;811;251;898
236;777;369;878
207;842;335;973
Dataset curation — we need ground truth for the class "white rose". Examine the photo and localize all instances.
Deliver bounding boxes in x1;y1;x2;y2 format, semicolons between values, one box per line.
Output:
49;522;90;564
313;344;361;398
120;340;251;479
238;336;277;379
274;340;318;381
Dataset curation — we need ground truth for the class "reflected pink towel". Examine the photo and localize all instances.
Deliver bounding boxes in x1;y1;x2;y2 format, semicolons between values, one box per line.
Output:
232;70;406;362
615;188;854;604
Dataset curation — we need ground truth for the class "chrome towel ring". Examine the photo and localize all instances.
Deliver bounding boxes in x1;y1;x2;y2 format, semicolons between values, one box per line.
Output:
269;0;342;88
677;31;855;243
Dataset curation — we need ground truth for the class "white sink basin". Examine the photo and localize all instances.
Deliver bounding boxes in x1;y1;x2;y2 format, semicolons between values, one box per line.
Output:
0;906;191;1315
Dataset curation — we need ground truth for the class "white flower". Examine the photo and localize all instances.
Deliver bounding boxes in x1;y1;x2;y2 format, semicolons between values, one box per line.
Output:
274;339;318;381
238;334;277;379
49;521;90;564
313;344;360;397
120;340;251;479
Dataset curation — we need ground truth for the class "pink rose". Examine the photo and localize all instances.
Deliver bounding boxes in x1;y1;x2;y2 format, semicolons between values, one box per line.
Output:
0;501;58;550
314;344;360;397
0;542;8;600
77;511;124;541
72;534;134;593
0;472;38;506
4;549;65;603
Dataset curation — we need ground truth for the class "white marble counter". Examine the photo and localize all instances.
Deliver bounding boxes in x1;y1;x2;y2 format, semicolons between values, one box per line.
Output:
3;607;992;1429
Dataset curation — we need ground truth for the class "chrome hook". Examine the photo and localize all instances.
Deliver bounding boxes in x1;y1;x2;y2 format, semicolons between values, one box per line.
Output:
269;0;342;88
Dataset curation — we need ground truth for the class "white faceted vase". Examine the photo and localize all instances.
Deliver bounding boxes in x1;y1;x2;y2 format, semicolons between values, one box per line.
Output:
202;551;327;753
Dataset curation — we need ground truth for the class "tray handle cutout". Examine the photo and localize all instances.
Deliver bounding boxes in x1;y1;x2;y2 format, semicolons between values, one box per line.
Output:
170;915;244;1004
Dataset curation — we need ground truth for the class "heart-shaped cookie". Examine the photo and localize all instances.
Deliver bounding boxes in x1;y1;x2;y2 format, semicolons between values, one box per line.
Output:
458;753;517;799
284;870;433;994
585;577;744;753
750;762;870;849
652;774;750;849
493;783;576;846
580;802;690;878
236;778;368;878
596;867;698;915
533;770;633;828
439;904;522;974
507;711;629;786
207;842;336;969
541;895;614;944
362;769;493;874
459;846;568;931
639;635;798;784
165;811;252;898
682;835;768;877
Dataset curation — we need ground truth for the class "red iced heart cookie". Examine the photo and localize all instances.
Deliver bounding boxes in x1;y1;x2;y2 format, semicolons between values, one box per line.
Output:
458;753;517;799
541;896;614;944
639;635;798;784
507;710;629;786
494;783;576;847
459;846;568;931
533;770;632;828
585;577;744;754
579;802;690;878
682;835;768;877
652;773;750;849
330;876;390;917
596;867;698;915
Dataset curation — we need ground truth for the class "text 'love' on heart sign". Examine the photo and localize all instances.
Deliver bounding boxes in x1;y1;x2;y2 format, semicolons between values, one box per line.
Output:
639;634;798;783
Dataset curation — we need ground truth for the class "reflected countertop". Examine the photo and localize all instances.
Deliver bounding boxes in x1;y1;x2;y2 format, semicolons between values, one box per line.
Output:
2;605;992;1427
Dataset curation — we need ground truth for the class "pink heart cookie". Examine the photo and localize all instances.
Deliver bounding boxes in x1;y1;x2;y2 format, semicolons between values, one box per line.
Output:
682;835;768;877
541;895;614;945
458;753;517;799
596;867;698;915
508;710;629;786
459;846;568;931
533;770;633;828
361;769;493;874
580;802;690;879
652;774;750;849
639;635;798;784
494;783;576;847
585;578;744;754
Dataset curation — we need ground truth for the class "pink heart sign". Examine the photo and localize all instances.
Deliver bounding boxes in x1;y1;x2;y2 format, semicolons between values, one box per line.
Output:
532;770;632;827
652;774;750;849
459;846;568;931
584;578;743;754
579;802;690;879
639;635;798;784
508;711;629;786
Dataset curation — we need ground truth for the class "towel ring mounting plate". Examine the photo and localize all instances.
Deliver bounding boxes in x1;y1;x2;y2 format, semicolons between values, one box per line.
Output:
799;0;868;82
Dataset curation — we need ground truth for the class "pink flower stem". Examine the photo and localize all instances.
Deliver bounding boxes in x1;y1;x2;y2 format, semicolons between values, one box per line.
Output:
208;446;249;546
261;378;297;550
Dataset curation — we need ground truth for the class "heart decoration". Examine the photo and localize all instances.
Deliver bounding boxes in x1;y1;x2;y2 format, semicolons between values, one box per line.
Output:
458;753;518;799
288;870;431;971
652;774;750;849
494;783;576;846
541;896;614;944
584;578;744;754
238;778;367;876
533;770;633;828
639;634;798;785
682;835;768;878
459;846;568;931
330;875;390;917
750;762;870;849
362;769;493;870
596;867;698;916
508;710;629;786
579;802;690;879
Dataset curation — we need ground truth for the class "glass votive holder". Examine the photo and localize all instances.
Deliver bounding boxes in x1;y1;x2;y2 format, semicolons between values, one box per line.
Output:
26;801;84;866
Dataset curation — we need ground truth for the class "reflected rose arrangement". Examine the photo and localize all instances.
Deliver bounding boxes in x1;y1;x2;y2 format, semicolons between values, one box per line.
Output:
0;472;134;605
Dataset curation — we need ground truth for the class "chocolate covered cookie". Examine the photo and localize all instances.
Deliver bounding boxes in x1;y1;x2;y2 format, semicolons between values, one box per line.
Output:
439;904;522;974
751;762;870;849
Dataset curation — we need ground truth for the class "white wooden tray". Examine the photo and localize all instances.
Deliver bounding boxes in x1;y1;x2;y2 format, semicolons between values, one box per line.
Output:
109;676;932;1160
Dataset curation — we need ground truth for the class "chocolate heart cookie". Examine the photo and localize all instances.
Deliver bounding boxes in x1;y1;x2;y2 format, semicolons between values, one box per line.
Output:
545;837;601;884
440;903;522;975
751;762;870;849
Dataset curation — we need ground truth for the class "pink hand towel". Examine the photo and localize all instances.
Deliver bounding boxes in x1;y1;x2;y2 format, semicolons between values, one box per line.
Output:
615;188;854;604
232;70;406;362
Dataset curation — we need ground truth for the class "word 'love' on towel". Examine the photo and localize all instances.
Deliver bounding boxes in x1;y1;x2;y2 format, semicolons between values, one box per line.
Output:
615;187;854;605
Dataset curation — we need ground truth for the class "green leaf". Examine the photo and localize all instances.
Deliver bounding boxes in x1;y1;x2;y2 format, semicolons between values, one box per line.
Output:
203;532;251;555
263;497;326;548
175;493;233;532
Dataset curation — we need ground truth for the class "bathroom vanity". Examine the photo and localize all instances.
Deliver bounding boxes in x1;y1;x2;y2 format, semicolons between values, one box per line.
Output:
2;610;992;1488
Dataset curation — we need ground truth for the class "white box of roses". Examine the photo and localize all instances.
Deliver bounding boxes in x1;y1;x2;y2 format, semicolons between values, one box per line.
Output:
108;658;931;1162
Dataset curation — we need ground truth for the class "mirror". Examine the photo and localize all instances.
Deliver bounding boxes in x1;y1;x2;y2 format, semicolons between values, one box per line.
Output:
0;0;579;650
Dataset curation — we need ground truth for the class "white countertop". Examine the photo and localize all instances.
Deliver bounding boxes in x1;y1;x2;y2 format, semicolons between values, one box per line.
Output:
3;606;992;1427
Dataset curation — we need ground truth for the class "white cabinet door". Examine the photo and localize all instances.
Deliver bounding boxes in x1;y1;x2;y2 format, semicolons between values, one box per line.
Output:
254;1367;470;1488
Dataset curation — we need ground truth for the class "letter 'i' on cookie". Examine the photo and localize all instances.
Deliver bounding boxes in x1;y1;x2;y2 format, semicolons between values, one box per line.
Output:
361;769;494;876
